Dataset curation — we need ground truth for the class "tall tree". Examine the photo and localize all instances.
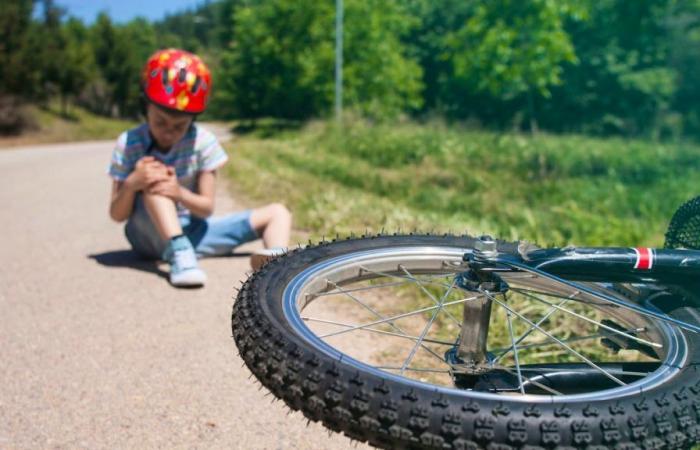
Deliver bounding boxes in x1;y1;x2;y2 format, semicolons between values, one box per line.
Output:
342;0;423;118
404;0;473;115
447;0;583;132
37;0;67;104
90;13;119;115
218;0;422;120
669;0;700;139
58;18;97;114
0;0;36;97
120;18;158;116
91;13;142;117
541;0;680;137
218;0;336;119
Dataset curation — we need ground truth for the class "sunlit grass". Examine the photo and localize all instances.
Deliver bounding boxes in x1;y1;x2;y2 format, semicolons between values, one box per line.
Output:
0;103;136;147
224;118;700;247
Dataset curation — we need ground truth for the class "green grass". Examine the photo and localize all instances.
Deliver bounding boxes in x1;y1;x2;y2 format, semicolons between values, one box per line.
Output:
0;103;136;147
224;118;700;247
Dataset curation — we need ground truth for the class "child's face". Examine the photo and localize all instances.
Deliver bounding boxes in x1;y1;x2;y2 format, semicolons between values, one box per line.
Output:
146;103;194;150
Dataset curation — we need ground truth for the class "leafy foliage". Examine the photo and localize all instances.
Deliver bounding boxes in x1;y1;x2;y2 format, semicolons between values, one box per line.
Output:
448;0;580;100
218;0;422;120
540;0;683;137
340;0;424;117
1;0;699;138
218;0;335;119
226;120;700;246
0;0;37;98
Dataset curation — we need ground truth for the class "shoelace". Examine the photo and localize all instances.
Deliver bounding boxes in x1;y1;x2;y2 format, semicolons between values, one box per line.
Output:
172;247;198;271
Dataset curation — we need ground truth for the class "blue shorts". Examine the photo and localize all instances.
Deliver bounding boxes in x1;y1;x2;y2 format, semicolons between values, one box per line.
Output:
124;195;259;260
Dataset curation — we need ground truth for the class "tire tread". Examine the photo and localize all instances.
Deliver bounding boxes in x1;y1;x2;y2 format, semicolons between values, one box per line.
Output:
232;234;700;449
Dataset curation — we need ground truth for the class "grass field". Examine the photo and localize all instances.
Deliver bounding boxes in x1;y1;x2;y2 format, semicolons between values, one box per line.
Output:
224;118;700;248
0;104;136;147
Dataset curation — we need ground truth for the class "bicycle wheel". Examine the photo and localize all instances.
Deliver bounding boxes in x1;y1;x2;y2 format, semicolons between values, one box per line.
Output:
232;234;700;449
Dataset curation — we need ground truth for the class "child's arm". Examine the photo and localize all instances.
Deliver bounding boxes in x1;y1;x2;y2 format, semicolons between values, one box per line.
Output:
179;170;216;218
147;169;216;219
109;180;136;222
109;157;168;222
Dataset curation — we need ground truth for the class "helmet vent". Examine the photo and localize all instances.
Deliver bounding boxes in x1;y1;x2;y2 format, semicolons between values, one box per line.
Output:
161;68;169;86
191;77;201;94
178;68;187;83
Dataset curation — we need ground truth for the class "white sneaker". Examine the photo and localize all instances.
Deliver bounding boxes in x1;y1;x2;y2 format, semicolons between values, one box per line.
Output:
163;236;207;287
250;247;287;271
169;266;207;287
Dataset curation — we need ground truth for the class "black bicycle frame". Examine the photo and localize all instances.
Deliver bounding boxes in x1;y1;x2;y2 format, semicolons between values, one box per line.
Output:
512;246;700;285
462;244;700;335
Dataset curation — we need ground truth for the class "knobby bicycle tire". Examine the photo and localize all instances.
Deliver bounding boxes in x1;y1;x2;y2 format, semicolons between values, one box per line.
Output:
232;234;700;449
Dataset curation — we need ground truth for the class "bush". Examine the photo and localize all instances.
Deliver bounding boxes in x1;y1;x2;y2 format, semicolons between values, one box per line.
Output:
0;95;38;136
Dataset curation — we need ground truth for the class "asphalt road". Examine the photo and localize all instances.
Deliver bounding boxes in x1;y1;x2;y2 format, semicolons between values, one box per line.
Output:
0;136;371;449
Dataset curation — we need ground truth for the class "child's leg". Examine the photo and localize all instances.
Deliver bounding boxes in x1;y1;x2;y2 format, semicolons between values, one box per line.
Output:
141;193;205;286
249;203;292;248
183;204;291;270
142;193;183;240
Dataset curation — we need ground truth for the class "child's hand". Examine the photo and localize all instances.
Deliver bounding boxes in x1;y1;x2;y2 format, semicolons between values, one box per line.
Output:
127;156;168;192
147;166;182;201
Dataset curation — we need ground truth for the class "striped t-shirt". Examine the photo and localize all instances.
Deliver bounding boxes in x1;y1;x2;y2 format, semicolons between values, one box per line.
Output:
108;123;228;218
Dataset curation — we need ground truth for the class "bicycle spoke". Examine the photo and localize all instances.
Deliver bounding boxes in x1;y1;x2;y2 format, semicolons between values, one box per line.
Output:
326;279;400;326
504;303;525;394
500;259;700;334
513;288;662;349
358;265;456;290
377;366;451;374
311;279;414;297
324;280;451;364
492;364;564;396
303;317;455;346
514;366;651;377
509;286;611;307
399;265;463;328
483;290;627;387
491;295;572;364
319;295;481;339
400;278;457;374
490;328;645;354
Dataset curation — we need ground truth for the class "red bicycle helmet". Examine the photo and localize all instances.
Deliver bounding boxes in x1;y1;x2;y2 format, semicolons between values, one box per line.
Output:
142;48;212;114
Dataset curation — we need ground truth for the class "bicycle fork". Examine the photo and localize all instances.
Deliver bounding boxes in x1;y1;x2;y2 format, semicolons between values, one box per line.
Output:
446;236;509;383
446;236;700;384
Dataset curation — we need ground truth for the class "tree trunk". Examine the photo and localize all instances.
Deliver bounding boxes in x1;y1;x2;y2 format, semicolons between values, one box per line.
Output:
527;89;539;135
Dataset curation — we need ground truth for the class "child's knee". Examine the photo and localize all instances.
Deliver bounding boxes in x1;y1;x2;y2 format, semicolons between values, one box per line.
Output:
142;192;174;203
142;192;178;212
251;203;292;230
269;202;291;221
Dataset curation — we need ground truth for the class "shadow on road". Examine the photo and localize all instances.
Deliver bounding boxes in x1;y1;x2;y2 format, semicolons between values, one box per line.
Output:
89;249;254;280
88;249;169;280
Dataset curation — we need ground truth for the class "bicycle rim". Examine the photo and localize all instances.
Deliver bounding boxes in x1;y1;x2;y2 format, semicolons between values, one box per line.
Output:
282;245;687;403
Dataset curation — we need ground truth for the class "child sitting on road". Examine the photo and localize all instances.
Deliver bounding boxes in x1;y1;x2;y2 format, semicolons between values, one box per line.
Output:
107;48;291;287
